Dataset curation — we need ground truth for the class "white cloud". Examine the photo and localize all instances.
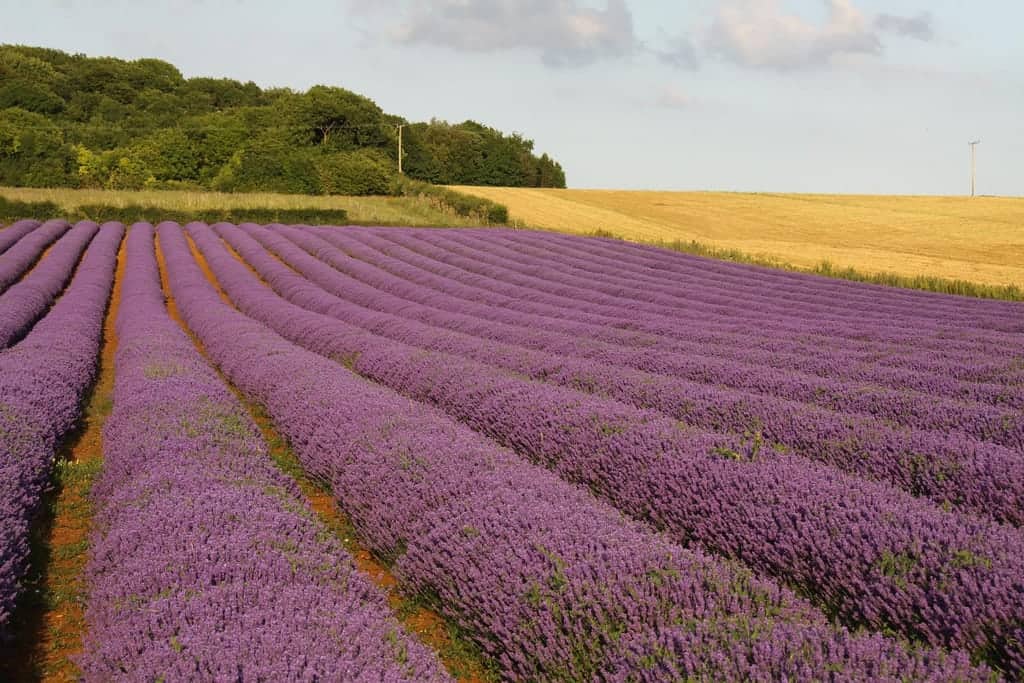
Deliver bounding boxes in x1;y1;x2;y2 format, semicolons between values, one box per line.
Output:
706;0;881;70
352;0;639;68
349;1;938;74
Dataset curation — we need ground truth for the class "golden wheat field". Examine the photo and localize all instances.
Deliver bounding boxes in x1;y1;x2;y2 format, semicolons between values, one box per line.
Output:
452;187;1024;289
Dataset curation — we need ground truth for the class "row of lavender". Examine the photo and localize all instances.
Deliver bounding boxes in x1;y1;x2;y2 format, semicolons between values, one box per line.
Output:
191;221;1024;675
442;227;1022;334
0;221;120;635
161;221;991;681
0;221;98;348
79;225;446;680
0;220;71;293
237;224;1024;525
529;227;1023;328
341;226;1024;388
0;220;42;256
280;225;1024;424
2;218;1015;671
408;226;1023;345
192;223;1024;671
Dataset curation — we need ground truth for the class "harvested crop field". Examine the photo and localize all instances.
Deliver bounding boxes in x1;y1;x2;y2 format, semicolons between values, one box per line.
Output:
1;219;1023;680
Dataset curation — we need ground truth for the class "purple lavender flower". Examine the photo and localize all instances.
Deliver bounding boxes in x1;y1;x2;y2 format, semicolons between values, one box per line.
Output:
79;223;449;682
161;222;995;681
0;222;122;637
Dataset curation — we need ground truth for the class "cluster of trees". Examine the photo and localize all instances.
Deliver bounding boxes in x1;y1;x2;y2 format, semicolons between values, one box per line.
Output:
0;45;566;194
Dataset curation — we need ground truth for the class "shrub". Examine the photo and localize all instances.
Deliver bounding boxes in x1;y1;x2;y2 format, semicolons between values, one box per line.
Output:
212;136;319;195
391;177;508;224
0;195;63;222
315;150;392;195
71;203;348;226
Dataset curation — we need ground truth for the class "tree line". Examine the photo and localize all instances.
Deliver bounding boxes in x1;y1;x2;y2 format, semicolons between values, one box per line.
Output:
0;45;567;194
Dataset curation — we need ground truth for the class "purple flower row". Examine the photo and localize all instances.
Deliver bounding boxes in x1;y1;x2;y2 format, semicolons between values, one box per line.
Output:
194;222;1024;675
372;228;1019;378
470;227;1024;433
0;221;99;349
219;223;1024;526
162;220;994;681
0;222;122;637
414;226;1021;355
531;226;1023;326
306;226;1024;408
79;223;447;681
463;226;1022;334
0;220;41;256
0;219;70;294
254;223;1024;519
354;226;1020;384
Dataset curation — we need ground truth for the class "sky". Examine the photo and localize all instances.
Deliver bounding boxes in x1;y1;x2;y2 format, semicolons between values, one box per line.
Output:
2;1;1022;195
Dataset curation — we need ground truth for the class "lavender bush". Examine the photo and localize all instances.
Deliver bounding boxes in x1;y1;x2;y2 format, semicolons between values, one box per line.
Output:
189;222;1024;675
451;227;1022;334
0;221;99;348
160;222;992;681
0;220;41;256
357;227;1024;417
332;226;1020;386
79;223;447;681
298;225;1024;407
0;219;70;293
520;226;1023;326
0;222;122;637
403;227;1021;356
225;224;1024;525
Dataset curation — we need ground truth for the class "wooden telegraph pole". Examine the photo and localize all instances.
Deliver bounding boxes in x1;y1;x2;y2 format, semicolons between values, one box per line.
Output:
397;124;405;175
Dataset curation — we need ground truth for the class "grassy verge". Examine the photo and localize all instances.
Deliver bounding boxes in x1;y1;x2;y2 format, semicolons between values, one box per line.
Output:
391;178;508;224
1;187;488;228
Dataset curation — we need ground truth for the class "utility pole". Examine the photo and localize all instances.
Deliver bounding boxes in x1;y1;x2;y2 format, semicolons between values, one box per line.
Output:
396;124;405;175
969;140;981;197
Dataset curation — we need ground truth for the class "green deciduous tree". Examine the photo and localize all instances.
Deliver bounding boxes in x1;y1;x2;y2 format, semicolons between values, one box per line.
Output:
0;107;74;186
212;135;319;194
0;45;568;191
277;85;389;150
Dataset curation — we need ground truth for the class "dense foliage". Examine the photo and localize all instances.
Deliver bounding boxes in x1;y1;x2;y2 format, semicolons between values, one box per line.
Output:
0;45;566;193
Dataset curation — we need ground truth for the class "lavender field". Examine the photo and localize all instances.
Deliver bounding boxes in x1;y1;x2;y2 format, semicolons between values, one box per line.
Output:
1;218;1022;681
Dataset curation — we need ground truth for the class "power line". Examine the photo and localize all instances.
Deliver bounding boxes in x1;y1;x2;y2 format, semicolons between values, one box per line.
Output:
968;140;981;198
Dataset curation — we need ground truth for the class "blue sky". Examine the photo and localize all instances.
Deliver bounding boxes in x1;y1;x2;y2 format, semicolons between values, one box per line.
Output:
2;1;1022;195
